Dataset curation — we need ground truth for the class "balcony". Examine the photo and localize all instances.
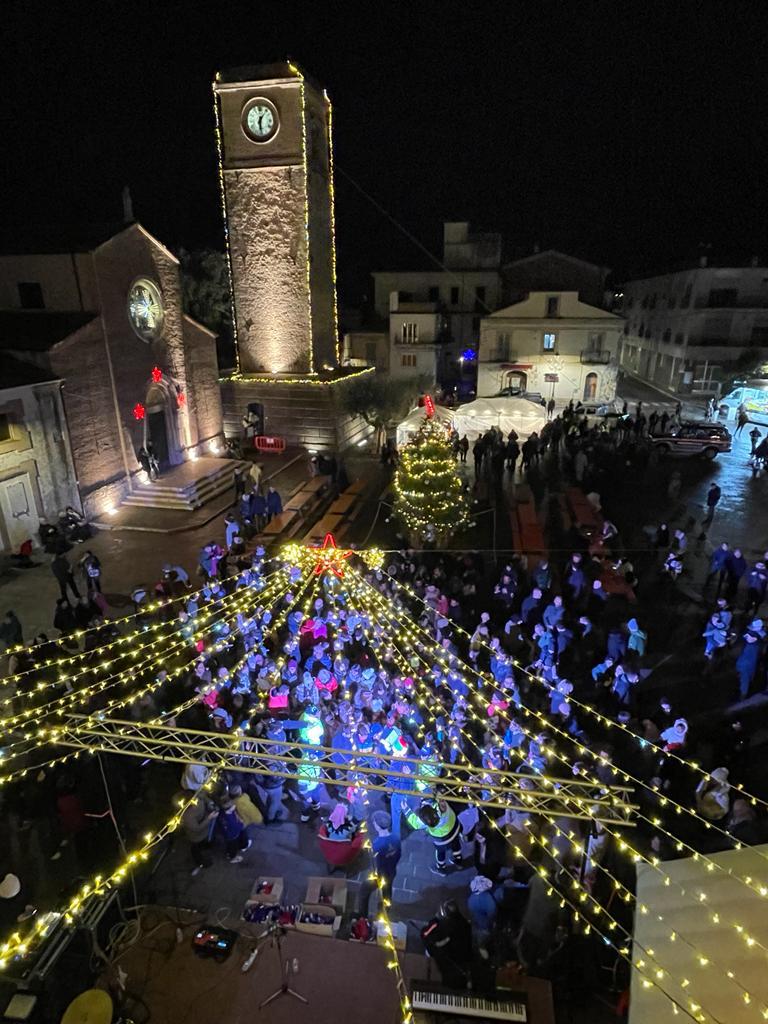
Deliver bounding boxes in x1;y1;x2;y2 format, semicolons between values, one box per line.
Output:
483;350;518;363
580;349;612;364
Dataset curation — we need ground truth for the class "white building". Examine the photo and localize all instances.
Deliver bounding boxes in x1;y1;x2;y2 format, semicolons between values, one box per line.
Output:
0;356;80;553
477;291;623;404
371;222;502;378
619;258;768;393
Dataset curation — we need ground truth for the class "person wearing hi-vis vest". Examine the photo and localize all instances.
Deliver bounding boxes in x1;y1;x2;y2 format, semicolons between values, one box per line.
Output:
403;798;463;874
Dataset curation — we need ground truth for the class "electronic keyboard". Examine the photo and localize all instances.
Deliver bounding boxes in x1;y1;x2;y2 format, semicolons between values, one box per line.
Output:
410;980;527;1022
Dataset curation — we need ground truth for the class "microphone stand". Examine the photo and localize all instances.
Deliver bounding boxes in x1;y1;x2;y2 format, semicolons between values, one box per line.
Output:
258;920;309;1009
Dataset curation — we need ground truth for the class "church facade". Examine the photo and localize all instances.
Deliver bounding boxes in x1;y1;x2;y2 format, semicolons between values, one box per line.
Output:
0;223;223;535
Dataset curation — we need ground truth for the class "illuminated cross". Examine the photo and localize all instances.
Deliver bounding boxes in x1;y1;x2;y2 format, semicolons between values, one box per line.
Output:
311;533;352;578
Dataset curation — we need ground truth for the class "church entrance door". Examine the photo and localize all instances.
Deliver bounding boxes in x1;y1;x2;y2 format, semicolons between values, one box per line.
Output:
147;410;170;469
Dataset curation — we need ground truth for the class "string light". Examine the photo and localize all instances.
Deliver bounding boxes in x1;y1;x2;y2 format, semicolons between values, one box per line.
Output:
393;419;469;540
348;570;768;1011
345;574;707;1022
324;89;341;367
220;367;375;386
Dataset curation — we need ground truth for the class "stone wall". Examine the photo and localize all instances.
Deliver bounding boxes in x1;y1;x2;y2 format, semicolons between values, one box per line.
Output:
183;316;224;449
0;383;80;550
220;378;371;452
224;166;312;374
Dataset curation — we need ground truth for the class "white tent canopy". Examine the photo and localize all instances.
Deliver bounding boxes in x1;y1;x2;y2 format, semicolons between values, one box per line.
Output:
451;397;548;441
630;842;768;1024
395;404;454;447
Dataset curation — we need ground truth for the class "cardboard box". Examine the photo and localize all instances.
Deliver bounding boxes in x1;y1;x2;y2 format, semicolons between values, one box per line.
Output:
304;876;347;913
376;919;407;952
295;903;341;937
249;876;284;905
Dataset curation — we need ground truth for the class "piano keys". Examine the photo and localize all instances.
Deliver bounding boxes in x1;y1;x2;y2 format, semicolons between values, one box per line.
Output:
410;980;528;1022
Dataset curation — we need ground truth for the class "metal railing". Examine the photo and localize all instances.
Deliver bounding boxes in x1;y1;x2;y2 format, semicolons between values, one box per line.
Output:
580;350;612;364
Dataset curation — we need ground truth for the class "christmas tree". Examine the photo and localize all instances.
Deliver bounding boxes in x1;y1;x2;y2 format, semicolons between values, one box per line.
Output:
393;418;469;544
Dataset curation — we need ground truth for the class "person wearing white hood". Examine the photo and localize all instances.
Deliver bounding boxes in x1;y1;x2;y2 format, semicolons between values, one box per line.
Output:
0;873;36;928
695;767;731;821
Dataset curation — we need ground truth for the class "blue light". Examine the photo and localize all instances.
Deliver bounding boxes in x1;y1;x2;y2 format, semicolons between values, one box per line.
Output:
461;348;477;361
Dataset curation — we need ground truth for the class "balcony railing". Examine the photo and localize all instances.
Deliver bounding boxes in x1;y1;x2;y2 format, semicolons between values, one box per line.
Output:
580;350;612;364
482;351;518;363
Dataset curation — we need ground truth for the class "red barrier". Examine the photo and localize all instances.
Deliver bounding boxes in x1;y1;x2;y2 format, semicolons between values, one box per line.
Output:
254;435;286;454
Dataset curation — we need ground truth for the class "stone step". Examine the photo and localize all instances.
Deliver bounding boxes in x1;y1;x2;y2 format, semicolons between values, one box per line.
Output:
122;459;247;511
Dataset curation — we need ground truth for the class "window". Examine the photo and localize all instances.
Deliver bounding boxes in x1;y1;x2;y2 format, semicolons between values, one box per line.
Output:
546;295;559;317
450;286;460;305
662;328;672;343
674;333;684;345
17;282;44;309
588;332;605;351
708;288;738;307
0;414;10;443
401;353;417;367
401;322;419;344
496;331;511;361
428;286;439;302
475;285;486;303
543;332;557;351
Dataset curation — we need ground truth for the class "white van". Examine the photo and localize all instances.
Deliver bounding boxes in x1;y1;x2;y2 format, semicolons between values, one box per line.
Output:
719;380;768;424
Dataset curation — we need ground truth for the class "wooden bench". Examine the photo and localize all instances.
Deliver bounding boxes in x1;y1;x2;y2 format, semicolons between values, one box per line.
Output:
303;513;343;544
261;509;299;536
286;489;317;513
344;479;366;495
328;493;356;516
303;476;328;494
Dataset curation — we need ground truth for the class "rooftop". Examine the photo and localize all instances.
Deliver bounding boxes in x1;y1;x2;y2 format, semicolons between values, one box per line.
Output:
0;310;97;351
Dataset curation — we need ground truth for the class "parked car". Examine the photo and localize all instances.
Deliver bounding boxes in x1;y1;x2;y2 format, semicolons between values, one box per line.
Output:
650;421;732;459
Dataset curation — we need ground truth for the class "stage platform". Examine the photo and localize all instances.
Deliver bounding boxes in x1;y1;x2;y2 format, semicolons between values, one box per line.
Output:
97;908;554;1024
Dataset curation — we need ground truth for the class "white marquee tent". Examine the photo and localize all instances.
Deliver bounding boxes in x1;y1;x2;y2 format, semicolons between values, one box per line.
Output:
451;397;548;442
630;842;768;1024
395;404;454;447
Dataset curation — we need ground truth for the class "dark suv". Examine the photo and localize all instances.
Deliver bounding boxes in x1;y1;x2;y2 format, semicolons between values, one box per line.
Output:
650;421;732;459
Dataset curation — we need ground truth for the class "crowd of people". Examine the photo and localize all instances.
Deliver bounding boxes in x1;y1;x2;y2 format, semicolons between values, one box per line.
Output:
1;397;767;1001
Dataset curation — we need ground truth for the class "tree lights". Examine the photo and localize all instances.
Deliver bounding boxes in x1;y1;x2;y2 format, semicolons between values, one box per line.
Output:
393;419;469;544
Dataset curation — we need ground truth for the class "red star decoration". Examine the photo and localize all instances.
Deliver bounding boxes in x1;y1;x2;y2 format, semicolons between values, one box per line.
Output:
151;366;163;383
133;402;146;421
312;533;352;578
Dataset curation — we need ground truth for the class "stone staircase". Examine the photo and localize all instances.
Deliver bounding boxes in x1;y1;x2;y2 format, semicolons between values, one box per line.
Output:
121;457;249;511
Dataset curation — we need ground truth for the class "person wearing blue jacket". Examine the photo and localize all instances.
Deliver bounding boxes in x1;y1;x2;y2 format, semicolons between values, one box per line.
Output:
266;486;283;522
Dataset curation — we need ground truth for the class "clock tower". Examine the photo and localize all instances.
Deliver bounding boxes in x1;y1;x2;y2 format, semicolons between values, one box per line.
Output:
213;63;339;376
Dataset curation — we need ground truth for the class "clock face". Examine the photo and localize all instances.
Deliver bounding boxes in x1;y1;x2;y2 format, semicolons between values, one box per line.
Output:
127;279;164;342
243;99;279;143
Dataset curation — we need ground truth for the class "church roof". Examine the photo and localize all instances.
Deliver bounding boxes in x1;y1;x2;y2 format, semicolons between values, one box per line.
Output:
0;354;61;390
0;311;97;351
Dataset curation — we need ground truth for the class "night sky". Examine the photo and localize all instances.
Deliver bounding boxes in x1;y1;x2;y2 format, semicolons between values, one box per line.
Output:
3;1;767;302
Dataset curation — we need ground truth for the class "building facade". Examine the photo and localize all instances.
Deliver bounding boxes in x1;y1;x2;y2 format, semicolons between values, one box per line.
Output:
477;291;623;403
0;358;80;553
372;222;502;378
0;223;223;522
618;259;768;393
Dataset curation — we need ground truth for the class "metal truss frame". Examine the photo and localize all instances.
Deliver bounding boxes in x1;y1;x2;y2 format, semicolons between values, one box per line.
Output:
54;715;637;824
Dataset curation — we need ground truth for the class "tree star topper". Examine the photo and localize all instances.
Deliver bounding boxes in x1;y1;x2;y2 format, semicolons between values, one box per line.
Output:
312;533;352;578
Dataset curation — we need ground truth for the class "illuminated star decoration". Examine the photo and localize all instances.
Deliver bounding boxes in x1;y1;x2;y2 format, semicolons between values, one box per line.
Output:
151;366;163;383
133;403;146;421
311;533;352;578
